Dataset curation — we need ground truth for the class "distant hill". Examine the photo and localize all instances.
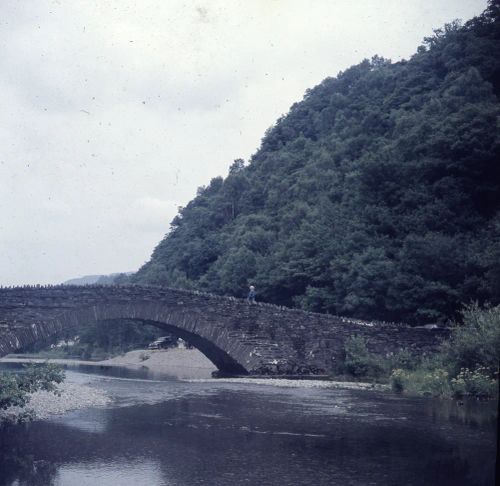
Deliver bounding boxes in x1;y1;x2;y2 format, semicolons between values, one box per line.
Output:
132;3;500;325
64;275;103;285
64;273;132;286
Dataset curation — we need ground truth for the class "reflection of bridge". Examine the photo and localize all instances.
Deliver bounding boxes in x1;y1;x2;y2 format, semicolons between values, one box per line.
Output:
0;286;448;375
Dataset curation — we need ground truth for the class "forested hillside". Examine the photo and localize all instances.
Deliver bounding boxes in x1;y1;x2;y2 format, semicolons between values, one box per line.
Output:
133;3;500;325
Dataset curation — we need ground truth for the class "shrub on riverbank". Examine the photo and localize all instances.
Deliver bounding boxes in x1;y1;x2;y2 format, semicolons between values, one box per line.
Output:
442;304;500;378
335;336;420;381
450;368;498;398
342;304;499;399
390;368;452;397
0;363;65;423
390;365;497;398
342;336;387;379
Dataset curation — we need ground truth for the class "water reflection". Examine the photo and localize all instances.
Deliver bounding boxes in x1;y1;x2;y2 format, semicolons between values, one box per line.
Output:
0;366;497;486
56;460;165;486
422;395;498;427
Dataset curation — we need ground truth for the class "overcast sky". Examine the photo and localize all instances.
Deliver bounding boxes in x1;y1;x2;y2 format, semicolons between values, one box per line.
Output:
0;0;487;285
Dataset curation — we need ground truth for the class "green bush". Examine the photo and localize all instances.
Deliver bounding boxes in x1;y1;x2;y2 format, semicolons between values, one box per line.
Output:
0;364;65;421
390;368;452;397
389;305;499;398
450;368;498;398
443;303;500;377
390;369;406;392
414;368;452;397
343;336;388;379
339;336;420;381
387;349;420;371
341;305;499;399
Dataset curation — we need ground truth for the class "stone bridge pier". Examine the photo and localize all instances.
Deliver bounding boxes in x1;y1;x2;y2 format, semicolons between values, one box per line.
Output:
0;286;449;375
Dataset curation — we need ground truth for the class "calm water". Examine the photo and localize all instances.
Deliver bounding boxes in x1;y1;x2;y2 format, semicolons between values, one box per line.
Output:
0;364;497;486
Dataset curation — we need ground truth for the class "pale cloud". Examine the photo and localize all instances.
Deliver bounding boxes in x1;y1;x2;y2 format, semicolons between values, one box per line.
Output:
0;0;487;285
127;197;180;232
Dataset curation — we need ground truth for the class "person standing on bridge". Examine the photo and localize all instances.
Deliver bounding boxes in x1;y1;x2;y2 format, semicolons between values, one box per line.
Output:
247;285;256;304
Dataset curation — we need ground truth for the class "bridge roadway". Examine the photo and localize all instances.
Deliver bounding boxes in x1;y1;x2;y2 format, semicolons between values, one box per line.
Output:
0;285;449;375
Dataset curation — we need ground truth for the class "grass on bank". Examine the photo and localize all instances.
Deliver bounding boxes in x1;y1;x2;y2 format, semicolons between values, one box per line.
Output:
334;303;499;399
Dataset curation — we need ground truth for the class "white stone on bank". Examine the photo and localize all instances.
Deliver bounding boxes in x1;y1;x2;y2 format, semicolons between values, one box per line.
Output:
0;382;110;422
190;377;389;391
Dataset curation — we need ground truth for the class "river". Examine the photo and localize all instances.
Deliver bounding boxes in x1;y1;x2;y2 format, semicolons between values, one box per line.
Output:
0;363;497;485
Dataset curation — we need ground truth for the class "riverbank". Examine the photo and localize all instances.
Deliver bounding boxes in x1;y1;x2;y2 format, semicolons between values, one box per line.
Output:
0;381;110;423
1;348;217;378
0;348;214;423
1;348;389;391
0;350;388;426
189;377;388;391
101;348;217;374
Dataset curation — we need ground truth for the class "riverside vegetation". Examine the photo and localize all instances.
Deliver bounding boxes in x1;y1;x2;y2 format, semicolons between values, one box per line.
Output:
0;364;65;423
340;304;499;398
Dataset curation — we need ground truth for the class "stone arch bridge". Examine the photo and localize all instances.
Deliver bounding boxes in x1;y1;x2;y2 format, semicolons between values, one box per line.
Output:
0;285;448;375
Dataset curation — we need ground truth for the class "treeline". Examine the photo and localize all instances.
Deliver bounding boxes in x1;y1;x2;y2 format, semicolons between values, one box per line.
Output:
131;3;500;325
26;321;164;360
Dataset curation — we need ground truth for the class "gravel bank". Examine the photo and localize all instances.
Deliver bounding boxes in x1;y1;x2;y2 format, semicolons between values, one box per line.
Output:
190;377;389;391
1;348;217;380
0;382;110;423
101;348;216;374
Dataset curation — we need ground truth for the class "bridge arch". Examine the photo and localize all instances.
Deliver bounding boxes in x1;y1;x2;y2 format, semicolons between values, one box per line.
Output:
79;317;247;375
45;303;250;375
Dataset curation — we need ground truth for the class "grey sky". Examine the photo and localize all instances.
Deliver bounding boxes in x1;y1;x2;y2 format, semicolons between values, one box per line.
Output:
0;0;487;285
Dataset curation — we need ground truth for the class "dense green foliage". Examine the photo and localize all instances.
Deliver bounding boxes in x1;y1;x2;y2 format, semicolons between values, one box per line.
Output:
0;364;65;422
339;304;499;398
133;4;500;325
75;319;165;359
339;336;416;380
